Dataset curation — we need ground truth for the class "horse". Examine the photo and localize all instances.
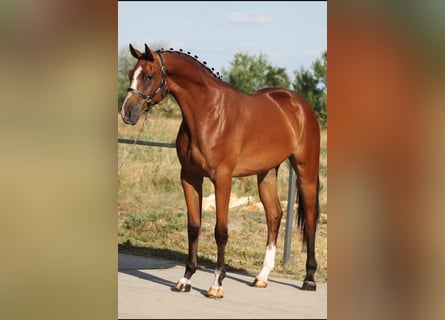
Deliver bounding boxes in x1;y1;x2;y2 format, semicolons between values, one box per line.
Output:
120;44;321;298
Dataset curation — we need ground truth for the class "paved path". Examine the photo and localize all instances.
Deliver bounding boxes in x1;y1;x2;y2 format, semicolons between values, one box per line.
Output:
118;253;327;319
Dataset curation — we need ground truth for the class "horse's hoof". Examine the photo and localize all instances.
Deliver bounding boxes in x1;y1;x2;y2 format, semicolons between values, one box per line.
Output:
302;280;317;291
207;286;224;298
252;278;268;288
175;281;191;292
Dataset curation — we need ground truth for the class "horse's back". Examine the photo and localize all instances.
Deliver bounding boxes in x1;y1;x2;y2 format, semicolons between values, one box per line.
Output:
243;87;319;138
250;88;315;116
223;88;318;175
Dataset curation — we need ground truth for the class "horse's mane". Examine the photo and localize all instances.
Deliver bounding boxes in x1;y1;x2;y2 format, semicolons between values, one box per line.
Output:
155;48;224;81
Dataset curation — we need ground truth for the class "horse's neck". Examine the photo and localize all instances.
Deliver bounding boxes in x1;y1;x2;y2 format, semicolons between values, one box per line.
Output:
165;55;222;131
170;81;219;133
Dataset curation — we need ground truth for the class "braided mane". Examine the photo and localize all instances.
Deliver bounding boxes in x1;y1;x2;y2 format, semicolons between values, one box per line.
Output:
157;48;224;80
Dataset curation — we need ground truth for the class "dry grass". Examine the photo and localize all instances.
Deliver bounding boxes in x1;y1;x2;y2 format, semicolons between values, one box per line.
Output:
118;112;327;282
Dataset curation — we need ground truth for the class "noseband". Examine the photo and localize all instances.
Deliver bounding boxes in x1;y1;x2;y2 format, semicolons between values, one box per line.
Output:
127;51;167;112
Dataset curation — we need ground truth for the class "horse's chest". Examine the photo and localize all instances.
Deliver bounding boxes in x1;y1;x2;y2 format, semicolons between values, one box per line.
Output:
176;124;231;177
176;132;213;175
178;145;213;175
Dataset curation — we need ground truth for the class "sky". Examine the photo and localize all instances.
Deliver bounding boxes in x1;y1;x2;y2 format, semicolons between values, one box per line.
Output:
118;1;326;77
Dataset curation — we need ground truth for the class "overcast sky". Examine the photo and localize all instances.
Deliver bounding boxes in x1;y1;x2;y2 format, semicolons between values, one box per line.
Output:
118;1;327;77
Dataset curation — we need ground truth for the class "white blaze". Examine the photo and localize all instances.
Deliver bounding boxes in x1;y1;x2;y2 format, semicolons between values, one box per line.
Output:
130;65;143;89
121;66;143;117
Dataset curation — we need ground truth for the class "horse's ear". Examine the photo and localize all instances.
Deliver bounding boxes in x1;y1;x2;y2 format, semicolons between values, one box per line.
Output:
129;44;142;59
144;44;154;61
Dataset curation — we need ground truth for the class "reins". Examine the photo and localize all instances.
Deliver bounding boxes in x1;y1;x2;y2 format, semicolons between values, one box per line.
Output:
118;112;149;170
119;52;168;170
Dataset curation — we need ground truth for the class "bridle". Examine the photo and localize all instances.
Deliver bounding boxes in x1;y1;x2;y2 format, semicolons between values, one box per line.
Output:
126;51;168;113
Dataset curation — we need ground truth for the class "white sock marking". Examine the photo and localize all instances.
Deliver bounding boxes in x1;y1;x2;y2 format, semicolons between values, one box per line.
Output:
211;268;222;288
257;244;276;281
178;277;191;285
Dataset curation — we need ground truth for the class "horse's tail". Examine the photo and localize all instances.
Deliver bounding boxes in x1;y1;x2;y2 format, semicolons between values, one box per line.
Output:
297;174;320;246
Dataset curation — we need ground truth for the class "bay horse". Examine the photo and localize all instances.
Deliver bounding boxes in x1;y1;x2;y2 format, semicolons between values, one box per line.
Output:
120;44;320;298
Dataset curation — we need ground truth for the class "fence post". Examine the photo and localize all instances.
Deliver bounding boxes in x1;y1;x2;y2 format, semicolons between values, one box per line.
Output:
283;165;297;266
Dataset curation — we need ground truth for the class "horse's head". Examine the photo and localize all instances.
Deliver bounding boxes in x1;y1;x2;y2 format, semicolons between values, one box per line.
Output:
120;44;167;125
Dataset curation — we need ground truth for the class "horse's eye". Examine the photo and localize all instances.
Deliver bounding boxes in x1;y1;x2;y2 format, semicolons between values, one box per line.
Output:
143;74;153;82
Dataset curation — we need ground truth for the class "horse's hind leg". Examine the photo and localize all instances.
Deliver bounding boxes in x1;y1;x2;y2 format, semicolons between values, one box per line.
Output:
175;169;203;293
252;167;283;288
291;157;320;291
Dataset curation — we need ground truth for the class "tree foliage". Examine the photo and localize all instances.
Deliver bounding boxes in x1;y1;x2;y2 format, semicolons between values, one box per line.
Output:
222;51;327;127
222;52;291;93
293;51;327;128
118;47;133;110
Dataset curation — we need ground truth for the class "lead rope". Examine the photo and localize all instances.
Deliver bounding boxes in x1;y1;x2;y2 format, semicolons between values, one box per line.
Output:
118;112;149;170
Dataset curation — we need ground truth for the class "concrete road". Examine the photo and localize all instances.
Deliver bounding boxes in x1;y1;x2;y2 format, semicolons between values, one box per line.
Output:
118;253;327;319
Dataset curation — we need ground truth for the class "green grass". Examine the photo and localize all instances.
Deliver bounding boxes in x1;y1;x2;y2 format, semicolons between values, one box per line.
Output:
118;112;327;282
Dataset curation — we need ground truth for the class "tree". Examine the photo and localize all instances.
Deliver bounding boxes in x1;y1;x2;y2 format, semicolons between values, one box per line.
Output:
118;46;134;110
222;52;290;93
293;51;327;128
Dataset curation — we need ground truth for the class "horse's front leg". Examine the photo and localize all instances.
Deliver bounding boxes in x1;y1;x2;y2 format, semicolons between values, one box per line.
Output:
207;172;232;298
175;169;203;293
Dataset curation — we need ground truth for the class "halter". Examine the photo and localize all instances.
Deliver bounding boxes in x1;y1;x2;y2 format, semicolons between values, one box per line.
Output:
126;51;167;112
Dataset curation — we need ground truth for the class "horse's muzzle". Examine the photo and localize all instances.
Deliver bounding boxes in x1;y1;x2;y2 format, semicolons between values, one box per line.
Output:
121;100;142;126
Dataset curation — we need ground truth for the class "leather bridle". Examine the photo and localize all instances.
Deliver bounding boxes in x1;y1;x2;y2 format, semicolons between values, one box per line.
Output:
126;51;167;112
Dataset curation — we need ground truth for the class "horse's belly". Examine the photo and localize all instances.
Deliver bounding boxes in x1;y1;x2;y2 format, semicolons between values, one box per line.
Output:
233;148;290;177
177;127;293;178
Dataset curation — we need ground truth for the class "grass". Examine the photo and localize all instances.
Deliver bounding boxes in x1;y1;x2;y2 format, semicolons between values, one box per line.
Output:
118;111;327;282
